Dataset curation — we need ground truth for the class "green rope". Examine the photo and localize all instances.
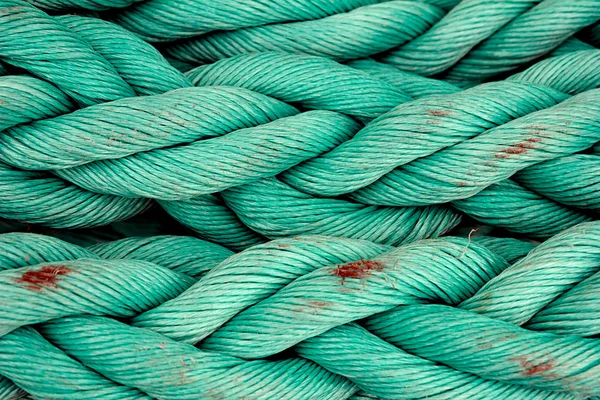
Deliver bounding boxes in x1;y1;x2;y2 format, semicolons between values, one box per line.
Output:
89;235;234;278
2;223;597;398
0;1;135;105
0;2;597;247
165;2;445;63
0;1;599;399
163;0;600;82
185;52;411;120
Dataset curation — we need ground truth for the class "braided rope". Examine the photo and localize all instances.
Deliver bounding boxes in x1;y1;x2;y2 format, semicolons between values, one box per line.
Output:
163;0;600;82
1;223;597;398
0;2;598;248
0;233;358;398
1;2;600;399
89;235;234;278
0;231;506;398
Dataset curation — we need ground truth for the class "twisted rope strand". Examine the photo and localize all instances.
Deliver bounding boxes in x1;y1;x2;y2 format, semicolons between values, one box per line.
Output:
113;0;395;42
163;0;600;82
0;224;595;398
89;235;234;278
0;327;151;399
0;2;596;246
164;1;445;64
0;0;135;105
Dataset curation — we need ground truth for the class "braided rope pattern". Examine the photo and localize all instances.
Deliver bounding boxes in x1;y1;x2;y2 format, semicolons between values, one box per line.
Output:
1;223;597;398
163;0;600;81
165;2;445;63
1;2;600;399
0;1;134;105
0;2;597;247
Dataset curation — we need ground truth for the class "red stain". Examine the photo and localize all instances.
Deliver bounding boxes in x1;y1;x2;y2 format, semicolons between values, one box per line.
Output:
428;109;453;117
514;357;556;377
332;259;384;283
495;140;537;158
0;6;20;18
307;300;332;308
504;146;528;155
14;265;72;291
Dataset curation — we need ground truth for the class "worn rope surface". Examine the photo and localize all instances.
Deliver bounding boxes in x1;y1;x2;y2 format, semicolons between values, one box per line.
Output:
1;222;599;399
1;1;599;250
1;1;600;398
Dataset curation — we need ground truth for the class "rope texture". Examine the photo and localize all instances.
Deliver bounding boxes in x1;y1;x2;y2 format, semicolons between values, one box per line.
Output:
1;222;599;399
0;1;599;250
0;3;599;398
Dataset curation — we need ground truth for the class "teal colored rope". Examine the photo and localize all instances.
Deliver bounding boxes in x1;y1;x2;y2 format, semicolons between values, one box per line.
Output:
380;0;540;76
25;0;138;10
511;49;600;94
0;3;187;228
54;110;359;199
112;0;410;42
281;81;567;196
471;236;536;263
132;236;392;343
462;221;600;326
40;316;359;400
198;237;508;359
0;75;74;131
452;180;591;238
526;271;600;337
350;88;600;206
182;50;597;240
444;0;600;81
346;58;461;98
185;52;411;120
362;224;600;391
0;233;361;399
220;178;461;246
0;259;194;335
0;232;96;270
89;235;234;278
164;2;445;63
365;304;600;394
550;36;596;57
56;14;191;96
1;226;597;398
299;323;577;400
0;86;298;170
515;154;600;211
162;0;600;82
159;194;266;251
1;326;151;399
0;162;152;228
0;0;135;106
0;232;512;398
0;376;28;400
0;3;597;246
42;234;565;398
0;20;466;248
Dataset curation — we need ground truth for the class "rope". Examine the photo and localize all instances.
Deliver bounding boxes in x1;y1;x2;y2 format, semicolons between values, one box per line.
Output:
0;2;597;249
0;223;597;398
163;0;600;81
0;4;599;397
